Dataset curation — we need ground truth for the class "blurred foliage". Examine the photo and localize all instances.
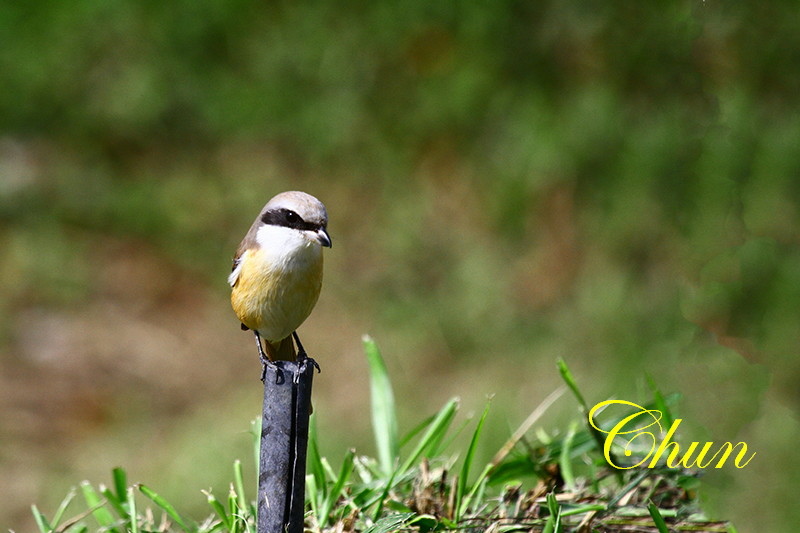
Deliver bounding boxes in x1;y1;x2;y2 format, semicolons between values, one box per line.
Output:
1;0;799;531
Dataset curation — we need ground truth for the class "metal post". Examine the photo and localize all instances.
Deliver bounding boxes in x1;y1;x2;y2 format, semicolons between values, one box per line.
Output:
258;360;315;533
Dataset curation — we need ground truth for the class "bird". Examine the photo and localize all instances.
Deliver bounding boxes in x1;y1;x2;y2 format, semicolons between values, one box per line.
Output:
229;191;331;378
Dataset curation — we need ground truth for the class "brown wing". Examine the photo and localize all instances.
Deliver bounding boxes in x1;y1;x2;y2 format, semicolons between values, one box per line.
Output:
229;215;261;287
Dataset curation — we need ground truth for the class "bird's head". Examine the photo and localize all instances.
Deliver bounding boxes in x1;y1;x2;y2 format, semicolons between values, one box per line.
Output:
256;191;332;250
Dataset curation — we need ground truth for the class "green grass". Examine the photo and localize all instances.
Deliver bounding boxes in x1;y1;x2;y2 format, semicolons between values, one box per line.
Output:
29;340;734;533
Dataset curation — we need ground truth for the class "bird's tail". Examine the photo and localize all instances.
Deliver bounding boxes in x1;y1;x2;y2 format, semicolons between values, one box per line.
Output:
268;336;297;361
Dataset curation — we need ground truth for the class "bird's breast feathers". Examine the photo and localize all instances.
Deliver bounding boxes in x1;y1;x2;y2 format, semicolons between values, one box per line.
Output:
230;242;323;342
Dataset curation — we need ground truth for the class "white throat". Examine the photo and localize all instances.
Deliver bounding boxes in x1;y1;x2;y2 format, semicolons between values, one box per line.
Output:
255;224;320;268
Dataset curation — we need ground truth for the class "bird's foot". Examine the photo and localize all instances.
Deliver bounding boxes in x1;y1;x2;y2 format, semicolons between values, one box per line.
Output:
294;355;320;383
257;350;286;384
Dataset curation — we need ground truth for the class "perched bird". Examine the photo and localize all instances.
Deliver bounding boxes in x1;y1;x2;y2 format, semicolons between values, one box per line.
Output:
229;191;331;376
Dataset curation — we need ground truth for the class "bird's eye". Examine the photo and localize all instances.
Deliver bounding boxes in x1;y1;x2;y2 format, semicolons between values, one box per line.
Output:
285;210;300;224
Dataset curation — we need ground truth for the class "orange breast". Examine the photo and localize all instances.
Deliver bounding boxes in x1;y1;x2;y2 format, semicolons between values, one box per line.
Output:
230;248;323;342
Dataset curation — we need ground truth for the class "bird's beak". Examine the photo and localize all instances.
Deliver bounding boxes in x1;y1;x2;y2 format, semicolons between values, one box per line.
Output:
316;227;332;248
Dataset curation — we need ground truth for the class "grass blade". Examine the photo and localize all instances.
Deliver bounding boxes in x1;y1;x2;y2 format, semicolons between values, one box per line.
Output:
80;481;117;531
561;504;606;516
228;485;242;533
397;397;459;476
50;487;77;527
139;484;194;532
558;359;621;479
112;468;127;504
557;359;587;411
203;489;229;529
100;484;129;521
398;413;436;448
559;422;577;491
363;512;415;533
320;457;337;484
369;468;398;521
31;504;52;533
319;448;356;525
606;468;650;508
307;415;327;509
456;400;491;520
648;501;670;533
363;335;399;474
490;387;564;469
543;492;562;533
305;474;320;524
232;459;248;517
461;462;491;515
428;412;470;458
127;486;139;533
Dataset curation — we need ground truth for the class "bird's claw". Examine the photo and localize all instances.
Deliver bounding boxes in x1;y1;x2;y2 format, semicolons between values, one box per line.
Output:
294;355;320;383
259;359;285;384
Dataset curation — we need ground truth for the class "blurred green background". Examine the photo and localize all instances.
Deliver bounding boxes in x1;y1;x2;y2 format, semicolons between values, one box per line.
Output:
1;1;799;531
